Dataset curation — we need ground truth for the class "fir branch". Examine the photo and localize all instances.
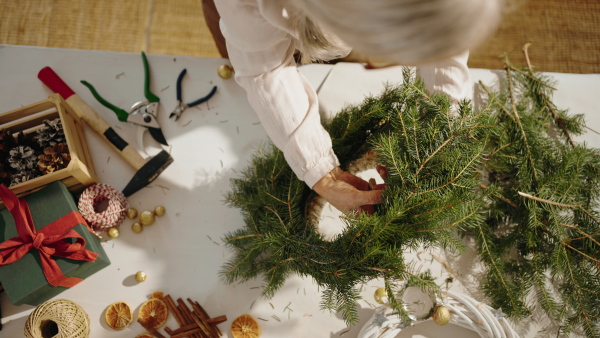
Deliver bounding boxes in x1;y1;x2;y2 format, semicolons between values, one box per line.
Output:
532;249;559;317
560;245;598;337
504;60;538;182
415;208;479;233
517;191;581;208
474;222;526;316
564;243;600;265
478;81;516;122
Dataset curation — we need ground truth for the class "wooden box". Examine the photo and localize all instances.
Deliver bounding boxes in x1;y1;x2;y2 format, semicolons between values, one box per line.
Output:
0;94;98;198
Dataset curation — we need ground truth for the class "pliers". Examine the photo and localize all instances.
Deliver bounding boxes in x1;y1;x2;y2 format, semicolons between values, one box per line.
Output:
169;68;217;121
81;52;168;149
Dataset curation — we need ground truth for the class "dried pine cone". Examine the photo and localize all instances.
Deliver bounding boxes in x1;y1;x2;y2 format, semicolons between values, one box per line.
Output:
0;128;16;186
37;143;71;174
0;128;17;155
35;118;65;148
0;163;12;186
9;145;37;171
10;170;38;187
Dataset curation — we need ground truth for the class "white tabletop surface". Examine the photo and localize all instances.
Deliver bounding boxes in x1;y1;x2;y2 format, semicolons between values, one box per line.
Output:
1;45;599;338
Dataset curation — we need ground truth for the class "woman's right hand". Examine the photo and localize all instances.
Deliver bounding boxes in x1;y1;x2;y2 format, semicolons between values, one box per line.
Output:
312;166;385;215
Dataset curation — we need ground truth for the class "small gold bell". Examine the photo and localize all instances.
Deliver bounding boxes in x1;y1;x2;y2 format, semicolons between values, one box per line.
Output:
432;305;451;326
139;210;155;226
127;208;138;219
217;64;233;79
154;205;166;217
107;227;119;239
374;287;389;305
135;271;147;283
131;222;143;233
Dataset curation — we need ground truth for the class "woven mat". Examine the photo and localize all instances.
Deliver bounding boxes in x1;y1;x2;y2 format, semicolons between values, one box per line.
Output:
0;0;220;58
1;0;598;73
469;0;600;73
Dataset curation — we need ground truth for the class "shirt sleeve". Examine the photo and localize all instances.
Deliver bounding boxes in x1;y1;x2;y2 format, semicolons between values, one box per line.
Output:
215;0;339;188
415;50;473;103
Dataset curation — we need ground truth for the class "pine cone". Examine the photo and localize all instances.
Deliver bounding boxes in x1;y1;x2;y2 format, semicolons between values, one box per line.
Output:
9;145;37;171
0;163;12;186
0;128;17;186
37;143;71;174
9;170;38;187
35;118;66;148
0;128;17;155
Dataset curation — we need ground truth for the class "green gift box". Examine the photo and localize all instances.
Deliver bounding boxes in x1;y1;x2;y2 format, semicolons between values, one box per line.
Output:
0;181;110;306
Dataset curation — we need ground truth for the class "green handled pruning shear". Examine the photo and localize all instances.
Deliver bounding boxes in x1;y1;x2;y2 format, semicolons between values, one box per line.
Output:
81;52;168;149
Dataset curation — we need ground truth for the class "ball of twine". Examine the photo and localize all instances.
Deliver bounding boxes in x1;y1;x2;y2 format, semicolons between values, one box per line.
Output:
24;299;90;338
78;183;128;231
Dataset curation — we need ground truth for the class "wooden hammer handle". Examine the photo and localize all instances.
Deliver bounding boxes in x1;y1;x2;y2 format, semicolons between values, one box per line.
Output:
38;67;147;170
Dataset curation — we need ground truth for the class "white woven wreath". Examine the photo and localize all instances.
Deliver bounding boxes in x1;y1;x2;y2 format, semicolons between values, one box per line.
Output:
358;289;520;338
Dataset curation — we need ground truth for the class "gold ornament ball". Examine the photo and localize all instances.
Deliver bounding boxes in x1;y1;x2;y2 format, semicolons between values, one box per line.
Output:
107;227;119;239
218;64;233;79
126;208;138;219
131;222;143;234
154;205;166;217
135;271;147;283
374;287;389;305
432;305;451;326
139;210;156;226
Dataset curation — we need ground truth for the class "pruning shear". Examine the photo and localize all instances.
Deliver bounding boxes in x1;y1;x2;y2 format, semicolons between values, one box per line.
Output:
81;52;168;151
169;68;217;121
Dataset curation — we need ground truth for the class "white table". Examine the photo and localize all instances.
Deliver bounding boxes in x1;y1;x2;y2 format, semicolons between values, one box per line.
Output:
1;45;599;338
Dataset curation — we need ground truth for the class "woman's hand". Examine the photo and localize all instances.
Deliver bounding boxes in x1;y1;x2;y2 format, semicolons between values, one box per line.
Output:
312;167;384;215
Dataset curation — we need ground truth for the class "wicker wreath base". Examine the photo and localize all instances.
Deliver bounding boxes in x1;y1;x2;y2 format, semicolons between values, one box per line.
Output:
358;290;520;338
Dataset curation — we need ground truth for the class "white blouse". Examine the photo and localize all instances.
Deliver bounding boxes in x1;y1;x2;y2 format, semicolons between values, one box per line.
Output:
214;0;472;188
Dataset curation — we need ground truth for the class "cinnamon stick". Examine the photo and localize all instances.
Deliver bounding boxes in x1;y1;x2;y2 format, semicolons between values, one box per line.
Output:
177;298;209;338
168;323;199;336
137;319;166;338
193;300;223;336
164;295;186;327
170;326;206;338
188;299;219;337
167;316;227;337
206;315;227;325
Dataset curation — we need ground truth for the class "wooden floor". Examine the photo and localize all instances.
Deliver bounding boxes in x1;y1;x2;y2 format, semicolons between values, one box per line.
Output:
1;0;598;73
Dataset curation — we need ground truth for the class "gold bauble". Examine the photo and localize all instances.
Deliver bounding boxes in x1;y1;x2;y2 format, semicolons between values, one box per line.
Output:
154;205;166;217
374;287;389;305
135;271;147;283
131;222;143;233
432;305;451;326
139;210;156;226
126;208;138;219
217;64;233;79
107;227;119;239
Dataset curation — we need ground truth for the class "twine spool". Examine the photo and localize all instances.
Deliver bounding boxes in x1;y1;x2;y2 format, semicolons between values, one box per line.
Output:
78;183;128;231
24;299;90;338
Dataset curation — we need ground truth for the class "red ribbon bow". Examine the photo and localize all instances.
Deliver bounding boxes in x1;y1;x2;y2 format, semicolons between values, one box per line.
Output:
0;185;98;287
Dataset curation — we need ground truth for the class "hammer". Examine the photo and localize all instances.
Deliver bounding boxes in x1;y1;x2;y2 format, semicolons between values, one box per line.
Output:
38;67;173;197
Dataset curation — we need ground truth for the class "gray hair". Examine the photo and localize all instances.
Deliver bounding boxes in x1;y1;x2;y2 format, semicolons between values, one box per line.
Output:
287;0;503;65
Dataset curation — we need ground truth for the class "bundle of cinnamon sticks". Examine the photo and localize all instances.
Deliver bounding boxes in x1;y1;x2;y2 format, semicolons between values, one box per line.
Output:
138;294;227;338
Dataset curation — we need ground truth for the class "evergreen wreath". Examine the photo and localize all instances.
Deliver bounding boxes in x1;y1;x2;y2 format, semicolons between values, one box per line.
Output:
223;57;600;337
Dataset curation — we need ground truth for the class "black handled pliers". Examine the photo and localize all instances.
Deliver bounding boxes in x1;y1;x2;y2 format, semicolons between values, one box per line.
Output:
169;68;218;121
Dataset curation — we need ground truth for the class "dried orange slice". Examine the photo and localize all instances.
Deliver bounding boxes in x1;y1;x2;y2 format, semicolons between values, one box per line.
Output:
105;301;133;330
138;296;169;330
231;314;261;338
